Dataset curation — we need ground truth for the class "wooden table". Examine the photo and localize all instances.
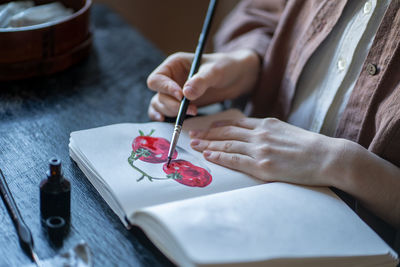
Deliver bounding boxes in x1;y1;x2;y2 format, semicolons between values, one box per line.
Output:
0;4;174;266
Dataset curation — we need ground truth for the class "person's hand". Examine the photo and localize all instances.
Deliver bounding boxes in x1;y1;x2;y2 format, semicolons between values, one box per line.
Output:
147;50;260;121
189;117;345;186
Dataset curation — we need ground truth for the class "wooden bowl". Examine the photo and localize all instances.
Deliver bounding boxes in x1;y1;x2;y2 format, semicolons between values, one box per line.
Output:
0;0;92;81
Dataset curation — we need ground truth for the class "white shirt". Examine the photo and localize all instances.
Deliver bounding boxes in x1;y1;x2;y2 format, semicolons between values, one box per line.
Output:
287;0;390;137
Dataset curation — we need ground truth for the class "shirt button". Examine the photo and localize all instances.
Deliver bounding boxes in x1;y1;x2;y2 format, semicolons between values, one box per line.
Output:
364;0;372;14
366;63;377;75
337;57;346;71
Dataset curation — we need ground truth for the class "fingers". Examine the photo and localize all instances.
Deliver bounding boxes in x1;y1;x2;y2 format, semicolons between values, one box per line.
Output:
202;150;256;175
190;139;253;157
148;93;197;121
147;52;193;100
210;118;260;130
147;73;183;100
148;104;164;121
189;126;252;142
183;63;220;100
151;93;180;117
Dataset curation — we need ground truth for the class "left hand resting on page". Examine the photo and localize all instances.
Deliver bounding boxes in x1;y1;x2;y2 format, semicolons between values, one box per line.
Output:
190;117;400;227
189;117;343;186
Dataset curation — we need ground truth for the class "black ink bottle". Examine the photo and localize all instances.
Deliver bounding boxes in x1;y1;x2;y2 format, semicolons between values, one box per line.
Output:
40;158;71;231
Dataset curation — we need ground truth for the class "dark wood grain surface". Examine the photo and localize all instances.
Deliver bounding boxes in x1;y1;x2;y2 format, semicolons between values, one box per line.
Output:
0;4;174;266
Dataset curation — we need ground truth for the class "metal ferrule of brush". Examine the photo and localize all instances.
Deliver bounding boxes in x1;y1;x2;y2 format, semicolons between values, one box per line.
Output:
167;124;182;162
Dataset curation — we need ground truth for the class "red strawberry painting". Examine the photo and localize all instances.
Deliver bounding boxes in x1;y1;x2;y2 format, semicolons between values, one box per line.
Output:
132;129;177;163
128;129;212;188
163;160;212;187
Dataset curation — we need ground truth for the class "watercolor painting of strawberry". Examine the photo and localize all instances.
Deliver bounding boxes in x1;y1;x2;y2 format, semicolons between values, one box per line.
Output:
131;129;177;163
128;129;212;188
163;160;212;187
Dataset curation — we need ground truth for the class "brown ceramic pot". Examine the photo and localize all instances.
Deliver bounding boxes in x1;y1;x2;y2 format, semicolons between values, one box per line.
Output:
0;0;92;81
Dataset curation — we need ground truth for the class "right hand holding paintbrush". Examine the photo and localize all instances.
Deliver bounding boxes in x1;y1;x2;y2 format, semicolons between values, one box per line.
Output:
147;49;260;121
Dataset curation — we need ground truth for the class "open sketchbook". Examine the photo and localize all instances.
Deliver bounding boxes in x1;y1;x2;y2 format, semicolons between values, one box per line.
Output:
69;109;398;266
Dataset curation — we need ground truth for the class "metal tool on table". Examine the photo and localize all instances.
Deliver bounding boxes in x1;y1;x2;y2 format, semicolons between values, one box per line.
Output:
0;169;42;266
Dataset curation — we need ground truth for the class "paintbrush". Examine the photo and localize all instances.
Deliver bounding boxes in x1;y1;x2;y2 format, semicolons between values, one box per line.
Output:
0;169;42;267
166;0;218;166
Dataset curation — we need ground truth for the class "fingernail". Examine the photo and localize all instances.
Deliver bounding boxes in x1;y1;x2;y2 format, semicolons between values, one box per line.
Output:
155;113;162;121
183;85;193;94
174;91;182;100
190;139;200;146
203;150;211;158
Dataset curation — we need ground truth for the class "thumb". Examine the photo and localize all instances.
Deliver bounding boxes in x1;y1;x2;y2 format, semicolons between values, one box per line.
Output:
183;64;219;100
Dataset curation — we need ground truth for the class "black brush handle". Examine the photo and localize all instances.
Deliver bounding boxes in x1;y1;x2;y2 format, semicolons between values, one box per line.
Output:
176;0;218;127
166;0;218;163
0;169;34;258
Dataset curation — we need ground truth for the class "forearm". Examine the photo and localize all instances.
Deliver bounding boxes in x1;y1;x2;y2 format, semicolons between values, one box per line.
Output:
328;139;400;228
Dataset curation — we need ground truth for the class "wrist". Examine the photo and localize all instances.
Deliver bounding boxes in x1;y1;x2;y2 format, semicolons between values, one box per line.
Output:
316;137;400;226
322;138;362;191
236;49;261;73
315;137;350;188
233;49;261;94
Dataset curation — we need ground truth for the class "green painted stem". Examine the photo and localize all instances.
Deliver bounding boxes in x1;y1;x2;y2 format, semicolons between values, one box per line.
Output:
128;151;171;182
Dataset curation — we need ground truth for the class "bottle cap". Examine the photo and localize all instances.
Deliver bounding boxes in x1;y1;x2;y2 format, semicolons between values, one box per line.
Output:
46;216;66;247
47;157;62;181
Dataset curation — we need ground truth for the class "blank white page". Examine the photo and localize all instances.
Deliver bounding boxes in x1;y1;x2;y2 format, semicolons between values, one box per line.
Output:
137;182;397;265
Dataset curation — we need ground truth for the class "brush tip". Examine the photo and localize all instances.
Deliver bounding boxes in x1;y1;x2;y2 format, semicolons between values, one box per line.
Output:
166;157;171;167
31;250;41;266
